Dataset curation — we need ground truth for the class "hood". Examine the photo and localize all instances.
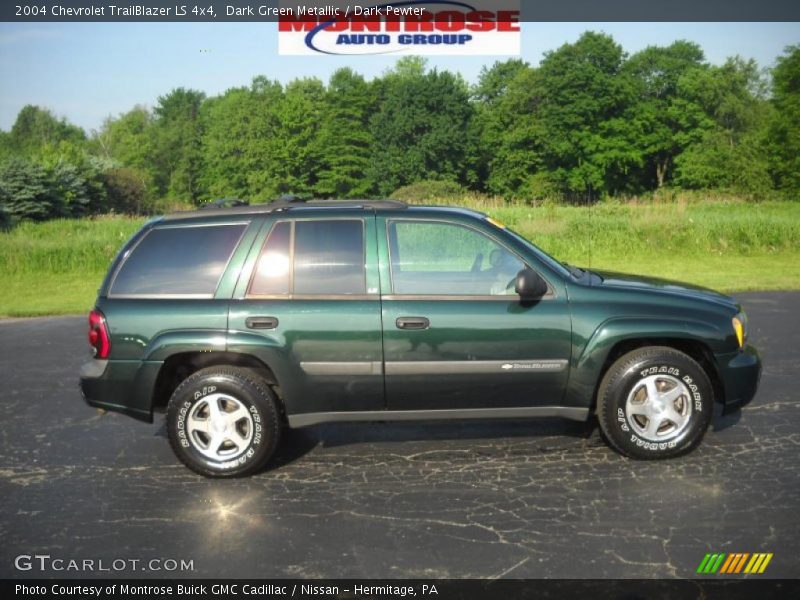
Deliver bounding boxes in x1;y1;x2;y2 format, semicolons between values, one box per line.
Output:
590;269;738;311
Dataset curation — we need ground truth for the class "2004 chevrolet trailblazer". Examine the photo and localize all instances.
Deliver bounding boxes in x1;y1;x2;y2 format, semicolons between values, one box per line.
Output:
79;199;761;477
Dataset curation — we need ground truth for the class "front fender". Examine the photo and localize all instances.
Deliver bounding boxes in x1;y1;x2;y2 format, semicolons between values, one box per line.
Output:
564;316;726;408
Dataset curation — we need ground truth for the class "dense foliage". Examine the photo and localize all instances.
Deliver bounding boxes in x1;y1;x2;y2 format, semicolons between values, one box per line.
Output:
1;34;799;221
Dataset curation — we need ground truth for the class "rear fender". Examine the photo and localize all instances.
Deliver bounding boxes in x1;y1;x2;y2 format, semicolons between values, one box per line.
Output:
142;330;229;361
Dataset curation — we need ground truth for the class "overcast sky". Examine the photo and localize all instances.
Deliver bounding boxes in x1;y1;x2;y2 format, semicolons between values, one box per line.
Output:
0;21;798;132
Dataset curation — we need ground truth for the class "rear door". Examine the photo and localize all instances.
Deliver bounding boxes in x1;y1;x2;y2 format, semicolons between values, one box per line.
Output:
228;211;384;418
377;216;572;412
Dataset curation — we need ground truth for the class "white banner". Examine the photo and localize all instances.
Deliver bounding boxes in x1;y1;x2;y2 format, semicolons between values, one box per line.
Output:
278;1;521;56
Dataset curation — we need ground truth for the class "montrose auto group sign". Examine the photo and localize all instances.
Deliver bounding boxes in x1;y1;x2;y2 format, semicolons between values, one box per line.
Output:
278;1;521;55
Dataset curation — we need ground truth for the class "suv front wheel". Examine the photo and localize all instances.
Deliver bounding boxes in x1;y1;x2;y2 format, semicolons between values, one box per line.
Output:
167;366;281;477
596;346;713;459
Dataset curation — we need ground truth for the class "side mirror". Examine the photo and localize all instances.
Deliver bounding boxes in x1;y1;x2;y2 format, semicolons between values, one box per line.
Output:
515;268;548;301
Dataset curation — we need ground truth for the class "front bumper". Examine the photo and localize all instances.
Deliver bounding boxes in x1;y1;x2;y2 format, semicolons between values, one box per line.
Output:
717;345;762;414
79;358;158;422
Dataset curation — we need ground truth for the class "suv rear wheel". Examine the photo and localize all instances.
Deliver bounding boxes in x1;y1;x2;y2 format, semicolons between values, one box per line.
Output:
167;366;281;477
596;346;713;459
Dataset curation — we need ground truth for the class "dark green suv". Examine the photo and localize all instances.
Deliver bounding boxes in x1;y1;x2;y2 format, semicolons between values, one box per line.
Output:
80;199;761;477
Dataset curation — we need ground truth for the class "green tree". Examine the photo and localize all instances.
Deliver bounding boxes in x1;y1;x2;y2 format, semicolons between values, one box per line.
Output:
314;68;377;198
0;130;11;160
102;167;149;214
674;57;772;192
8;105;85;156
0;153;108;221
201;85;263;200
0;158;62;220
539;32;641;199
484;67;548;196
488;32;639;200
769;45;800;193
201;77;288;202
471;59;532;191
369;58;474;196
151;88;205;203
473;59;530;106
95;107;154;170
624;41;706;188
269;78;326;197
92;106;155;207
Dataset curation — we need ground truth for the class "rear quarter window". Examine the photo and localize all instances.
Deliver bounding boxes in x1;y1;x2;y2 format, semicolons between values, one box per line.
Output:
110;223;247;297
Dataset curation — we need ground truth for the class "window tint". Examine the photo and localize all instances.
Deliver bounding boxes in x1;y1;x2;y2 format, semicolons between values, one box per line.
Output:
389;221;525;296
250;221;291;296
248;219;366;296
111;224;246;296
294;220;365;295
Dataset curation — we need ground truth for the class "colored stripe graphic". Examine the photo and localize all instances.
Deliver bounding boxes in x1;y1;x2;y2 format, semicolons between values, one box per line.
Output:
696;553;713;573
720;553;737;573
758;553;773;573
733;553;749;573
699;552;774;575
697;553;727;574
745;554;762;573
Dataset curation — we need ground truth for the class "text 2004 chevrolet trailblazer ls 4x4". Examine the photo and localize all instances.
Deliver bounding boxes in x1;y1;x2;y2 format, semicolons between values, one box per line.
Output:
80;199;761;477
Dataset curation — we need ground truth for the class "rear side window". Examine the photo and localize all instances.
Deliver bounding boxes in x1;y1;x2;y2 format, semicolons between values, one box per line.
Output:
110;224;246;296
249;221;291;296
294;220;365;294
249;219;366;296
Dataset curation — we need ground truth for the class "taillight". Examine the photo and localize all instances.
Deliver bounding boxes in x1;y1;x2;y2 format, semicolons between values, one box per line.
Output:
88;310;111;359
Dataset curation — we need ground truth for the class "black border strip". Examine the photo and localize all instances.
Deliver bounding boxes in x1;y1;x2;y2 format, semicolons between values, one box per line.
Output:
3;1;800;22
4;579;800;599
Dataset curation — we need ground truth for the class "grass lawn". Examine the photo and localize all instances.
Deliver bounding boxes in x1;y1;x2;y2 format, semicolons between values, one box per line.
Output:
1;273;104;317
1;200;798;317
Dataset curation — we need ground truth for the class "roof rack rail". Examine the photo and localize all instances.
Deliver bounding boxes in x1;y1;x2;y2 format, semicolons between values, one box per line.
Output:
163;198;407;220
201;198;250;210
275;193;306;204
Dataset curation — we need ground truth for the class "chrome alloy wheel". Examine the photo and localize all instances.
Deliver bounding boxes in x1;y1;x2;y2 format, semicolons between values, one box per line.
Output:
625;374;693;442
186;393;254;461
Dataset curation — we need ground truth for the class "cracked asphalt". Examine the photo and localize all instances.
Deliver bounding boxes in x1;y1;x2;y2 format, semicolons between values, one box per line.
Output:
1;292;798;580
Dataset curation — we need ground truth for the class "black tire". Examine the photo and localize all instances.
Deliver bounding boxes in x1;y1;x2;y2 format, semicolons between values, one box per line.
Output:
596;346;713;459
167;366;281;477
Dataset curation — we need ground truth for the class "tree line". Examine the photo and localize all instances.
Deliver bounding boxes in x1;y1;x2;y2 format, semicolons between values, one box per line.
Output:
1;32;798;224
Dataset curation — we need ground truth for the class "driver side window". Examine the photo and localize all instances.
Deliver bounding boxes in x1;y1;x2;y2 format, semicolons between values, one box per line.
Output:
388;220;526;296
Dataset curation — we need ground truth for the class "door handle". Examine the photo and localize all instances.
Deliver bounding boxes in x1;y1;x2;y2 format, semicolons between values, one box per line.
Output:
396;316;429;330
246;316;279;330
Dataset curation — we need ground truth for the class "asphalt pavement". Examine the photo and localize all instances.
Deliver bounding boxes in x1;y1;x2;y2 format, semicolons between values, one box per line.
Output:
1;292;798;579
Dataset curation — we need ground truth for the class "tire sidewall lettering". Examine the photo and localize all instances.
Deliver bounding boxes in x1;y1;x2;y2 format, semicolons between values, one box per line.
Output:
250;405;263;446
176;400;191;448
629;433;678;451
681;374;703;411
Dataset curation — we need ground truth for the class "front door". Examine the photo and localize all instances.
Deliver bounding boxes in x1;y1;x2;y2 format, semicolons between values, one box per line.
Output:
378;217;572;411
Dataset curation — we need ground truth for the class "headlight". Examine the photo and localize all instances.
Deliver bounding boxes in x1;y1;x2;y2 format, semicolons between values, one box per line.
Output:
732;311;747;349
